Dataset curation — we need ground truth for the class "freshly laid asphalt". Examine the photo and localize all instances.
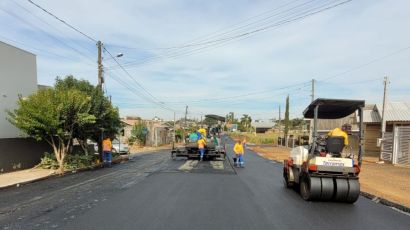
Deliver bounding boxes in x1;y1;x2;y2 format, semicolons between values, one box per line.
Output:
1;137;410;230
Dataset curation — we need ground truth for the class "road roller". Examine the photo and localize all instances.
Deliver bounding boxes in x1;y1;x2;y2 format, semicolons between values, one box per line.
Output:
283;98;365;203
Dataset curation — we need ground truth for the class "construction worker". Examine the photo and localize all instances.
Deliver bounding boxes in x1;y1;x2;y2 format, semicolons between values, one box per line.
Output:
327;124;349;146
198;137;206;161
102;137;113;167
198;127;207;139
233;139;245;167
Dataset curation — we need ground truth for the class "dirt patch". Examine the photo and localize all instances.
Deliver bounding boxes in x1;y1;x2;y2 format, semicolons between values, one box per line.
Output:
250;145;410;208
130;144;172;154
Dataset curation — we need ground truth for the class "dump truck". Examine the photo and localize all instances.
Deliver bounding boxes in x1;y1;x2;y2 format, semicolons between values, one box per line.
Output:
283;98;364;203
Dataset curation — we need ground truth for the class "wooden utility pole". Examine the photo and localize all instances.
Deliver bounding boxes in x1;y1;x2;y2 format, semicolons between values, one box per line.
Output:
97;41;103;91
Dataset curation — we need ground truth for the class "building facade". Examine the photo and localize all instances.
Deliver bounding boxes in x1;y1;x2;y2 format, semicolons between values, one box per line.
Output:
0;41;51;173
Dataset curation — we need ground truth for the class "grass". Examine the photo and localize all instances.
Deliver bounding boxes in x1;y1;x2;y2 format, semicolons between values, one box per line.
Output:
229;132;279;145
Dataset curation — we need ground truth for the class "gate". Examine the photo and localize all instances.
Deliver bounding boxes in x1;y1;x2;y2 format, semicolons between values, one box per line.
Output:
381;132;393;161
393;126;410;166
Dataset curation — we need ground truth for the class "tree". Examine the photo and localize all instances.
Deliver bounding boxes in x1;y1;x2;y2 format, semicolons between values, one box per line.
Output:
284;95;290;144
240;114;252;132
203;116;218;127
54;76;121;155
226;112;235;123
130;122;147;146
8;88;95;174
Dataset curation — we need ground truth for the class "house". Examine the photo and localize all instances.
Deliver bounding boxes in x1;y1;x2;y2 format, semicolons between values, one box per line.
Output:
364;102;410;166
121;117;171;147
0;41;51;173
251;120;276;133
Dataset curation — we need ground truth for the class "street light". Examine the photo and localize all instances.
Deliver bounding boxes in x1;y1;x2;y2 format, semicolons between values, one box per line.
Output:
103;53;124;61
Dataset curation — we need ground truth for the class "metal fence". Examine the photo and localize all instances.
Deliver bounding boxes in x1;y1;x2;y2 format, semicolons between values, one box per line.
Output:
393;126;410;166
381;132;393;161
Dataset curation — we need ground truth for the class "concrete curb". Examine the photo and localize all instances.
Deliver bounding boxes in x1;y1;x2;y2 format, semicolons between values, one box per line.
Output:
0;155;130;191
360;191;410;215
0;149;172;191
251;151;410;215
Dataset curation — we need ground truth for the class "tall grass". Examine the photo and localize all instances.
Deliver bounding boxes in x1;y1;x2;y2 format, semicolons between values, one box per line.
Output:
229;132;278;145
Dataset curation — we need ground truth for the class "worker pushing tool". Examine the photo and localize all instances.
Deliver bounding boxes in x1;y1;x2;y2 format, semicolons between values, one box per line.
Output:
233;139;245;167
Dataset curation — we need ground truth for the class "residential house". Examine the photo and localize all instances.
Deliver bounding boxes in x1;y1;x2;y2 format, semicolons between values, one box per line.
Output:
0;41;51;173
251;119;276;133
121;116;171;147
364;102;410;166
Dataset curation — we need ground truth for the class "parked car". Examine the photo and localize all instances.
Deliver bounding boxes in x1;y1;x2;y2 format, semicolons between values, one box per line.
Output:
111;139;129;155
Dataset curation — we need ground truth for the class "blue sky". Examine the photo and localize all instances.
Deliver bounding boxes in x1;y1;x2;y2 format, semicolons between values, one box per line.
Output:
1;0;409;121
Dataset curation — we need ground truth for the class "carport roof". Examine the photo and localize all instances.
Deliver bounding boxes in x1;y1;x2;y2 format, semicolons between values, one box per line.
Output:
376;102;410;122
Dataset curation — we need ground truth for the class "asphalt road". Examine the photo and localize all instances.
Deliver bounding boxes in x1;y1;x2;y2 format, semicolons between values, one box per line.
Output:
1;138;410;230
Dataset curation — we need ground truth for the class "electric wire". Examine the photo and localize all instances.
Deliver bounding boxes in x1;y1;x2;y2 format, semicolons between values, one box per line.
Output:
27;0;97;43
108;0;351;70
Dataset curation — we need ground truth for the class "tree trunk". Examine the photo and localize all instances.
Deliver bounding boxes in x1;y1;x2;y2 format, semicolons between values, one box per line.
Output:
78;138;89;155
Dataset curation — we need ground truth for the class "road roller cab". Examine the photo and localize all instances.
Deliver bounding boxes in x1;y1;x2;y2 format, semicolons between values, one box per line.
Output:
283;98;365;203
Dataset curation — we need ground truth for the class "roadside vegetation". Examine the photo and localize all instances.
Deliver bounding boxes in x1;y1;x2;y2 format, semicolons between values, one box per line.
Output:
7;76;121;174
230;132;278;145
129;122;148;146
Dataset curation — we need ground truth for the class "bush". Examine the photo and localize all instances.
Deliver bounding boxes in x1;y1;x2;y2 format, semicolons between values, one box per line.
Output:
39;152;98;171
39;153;59;169
131;122;147;146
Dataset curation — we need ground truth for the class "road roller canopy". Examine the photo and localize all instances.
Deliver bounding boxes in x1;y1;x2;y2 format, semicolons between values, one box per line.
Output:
204;114;226;122
303;98;365;119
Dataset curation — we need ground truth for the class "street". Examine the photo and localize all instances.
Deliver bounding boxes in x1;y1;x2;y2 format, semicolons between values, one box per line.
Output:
1;138;410;230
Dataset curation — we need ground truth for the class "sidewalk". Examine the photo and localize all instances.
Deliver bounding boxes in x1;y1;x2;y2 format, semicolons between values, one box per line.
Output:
250;145;410;208
0;168;55;189
0;146;172;189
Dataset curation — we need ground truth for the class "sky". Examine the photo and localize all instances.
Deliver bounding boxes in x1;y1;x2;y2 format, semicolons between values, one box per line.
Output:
1;0;409;121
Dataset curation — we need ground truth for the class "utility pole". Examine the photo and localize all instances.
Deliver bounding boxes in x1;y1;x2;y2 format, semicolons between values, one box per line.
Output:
380;76;389;159
173;112;176;143
97;41;103;91
278;105;281;145
184;105;188;128
309;79;315;143
311;79;315;102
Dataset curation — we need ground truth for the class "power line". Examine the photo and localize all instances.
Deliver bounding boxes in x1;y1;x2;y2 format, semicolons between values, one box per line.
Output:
105;0;304;51
103;46;174;112
25;0;171;111
0;7;96;65
108;0;336;69
108;0;351;70
27;0;97;43
12;0;95;56
319;45;410;82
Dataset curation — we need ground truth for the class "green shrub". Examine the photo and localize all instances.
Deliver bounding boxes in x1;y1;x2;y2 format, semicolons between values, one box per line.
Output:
39;152;98;171
39;153;59;169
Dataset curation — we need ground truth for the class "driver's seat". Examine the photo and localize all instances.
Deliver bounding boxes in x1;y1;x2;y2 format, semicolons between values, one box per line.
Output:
326;136;345;156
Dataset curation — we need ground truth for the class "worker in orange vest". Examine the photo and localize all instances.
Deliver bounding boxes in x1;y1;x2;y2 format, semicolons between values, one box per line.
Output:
102;137;113;167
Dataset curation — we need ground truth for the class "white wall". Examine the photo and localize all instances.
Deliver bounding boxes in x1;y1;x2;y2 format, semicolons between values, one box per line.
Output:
0;41;37;138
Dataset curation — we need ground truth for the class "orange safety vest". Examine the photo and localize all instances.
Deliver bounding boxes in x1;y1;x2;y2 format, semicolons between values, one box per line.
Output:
198;139;206;149
102;139;112;152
